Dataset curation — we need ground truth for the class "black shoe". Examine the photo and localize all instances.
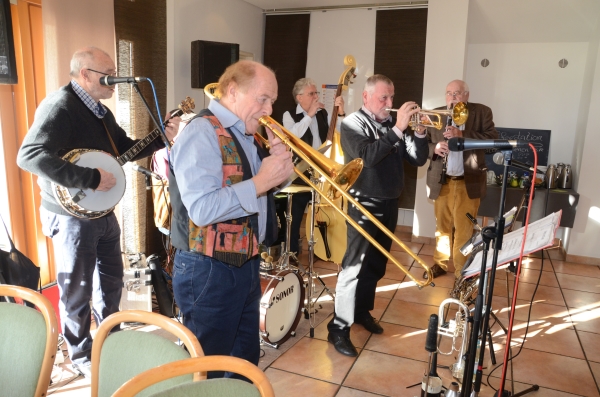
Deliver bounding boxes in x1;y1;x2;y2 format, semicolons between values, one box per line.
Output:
355;315;384;334
424;264;447;279
72;362;92;379
327;333;358;357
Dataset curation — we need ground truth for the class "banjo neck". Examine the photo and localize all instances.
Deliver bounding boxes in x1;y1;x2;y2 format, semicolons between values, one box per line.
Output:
116;108;183;165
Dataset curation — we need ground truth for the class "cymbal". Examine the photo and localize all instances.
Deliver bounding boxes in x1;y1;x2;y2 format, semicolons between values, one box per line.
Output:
279;185;313;194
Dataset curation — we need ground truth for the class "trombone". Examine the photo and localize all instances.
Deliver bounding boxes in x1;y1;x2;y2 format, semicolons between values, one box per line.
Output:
386;102;469;130
204;82;434;287
258;116;434;288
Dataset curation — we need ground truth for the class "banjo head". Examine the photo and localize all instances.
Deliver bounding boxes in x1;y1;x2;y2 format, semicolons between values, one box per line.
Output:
53;149;126;218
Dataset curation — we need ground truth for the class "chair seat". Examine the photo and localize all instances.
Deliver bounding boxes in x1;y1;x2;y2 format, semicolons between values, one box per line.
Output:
149;378;260;397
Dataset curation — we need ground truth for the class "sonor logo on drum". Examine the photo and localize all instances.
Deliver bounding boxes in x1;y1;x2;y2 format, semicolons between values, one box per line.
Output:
271;285;294;305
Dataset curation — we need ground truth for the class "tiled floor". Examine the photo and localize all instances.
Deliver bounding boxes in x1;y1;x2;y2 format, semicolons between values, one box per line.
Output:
47;231;600;396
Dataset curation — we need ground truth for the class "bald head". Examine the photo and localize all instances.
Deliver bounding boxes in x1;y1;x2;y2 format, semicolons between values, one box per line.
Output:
70;47;112;79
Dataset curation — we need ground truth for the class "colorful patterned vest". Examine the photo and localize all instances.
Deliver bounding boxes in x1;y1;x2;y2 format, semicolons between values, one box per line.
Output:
169;112;259;267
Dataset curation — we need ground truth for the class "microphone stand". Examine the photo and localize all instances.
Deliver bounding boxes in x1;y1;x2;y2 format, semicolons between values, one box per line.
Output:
131;82;171;149
460;150;512;397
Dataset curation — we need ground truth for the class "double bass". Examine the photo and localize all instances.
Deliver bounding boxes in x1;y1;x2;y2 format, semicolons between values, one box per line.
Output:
306;55;356;263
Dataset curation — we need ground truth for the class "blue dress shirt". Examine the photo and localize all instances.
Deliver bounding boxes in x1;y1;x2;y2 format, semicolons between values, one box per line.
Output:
170;99;268;243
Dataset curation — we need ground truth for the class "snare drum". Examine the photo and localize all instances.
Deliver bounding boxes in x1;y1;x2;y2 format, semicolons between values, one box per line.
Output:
259;270;305;345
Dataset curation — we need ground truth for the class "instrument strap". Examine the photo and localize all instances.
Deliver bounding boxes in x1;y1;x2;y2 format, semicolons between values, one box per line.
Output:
101;119;120;157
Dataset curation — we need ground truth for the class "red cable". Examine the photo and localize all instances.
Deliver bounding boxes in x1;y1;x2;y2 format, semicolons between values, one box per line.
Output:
497;143;538;395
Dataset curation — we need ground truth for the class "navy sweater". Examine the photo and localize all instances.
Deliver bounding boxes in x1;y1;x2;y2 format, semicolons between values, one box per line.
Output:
17;83;164;215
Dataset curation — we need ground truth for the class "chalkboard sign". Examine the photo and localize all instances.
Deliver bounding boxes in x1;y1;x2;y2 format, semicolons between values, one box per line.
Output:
0;0;17;85
484;127;551;178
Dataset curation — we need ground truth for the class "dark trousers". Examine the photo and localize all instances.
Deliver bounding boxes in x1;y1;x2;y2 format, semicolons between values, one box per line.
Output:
40;207;123;365
172;250;261;379
328;197;398;335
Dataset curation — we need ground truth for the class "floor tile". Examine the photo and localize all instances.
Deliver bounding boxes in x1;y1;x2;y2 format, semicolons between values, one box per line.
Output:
562;290;600;310
552;260;600;278
265;368;339;397
391;241;422;255
519;267;560;287
343;350;426;396
393;283;452;307
270;337;359;384
589;361;600;391
336;386;388;396
419;244;435;256
381;299;438;329
570;308;600;334
375;278;403;300
364;322;457;368
579;331;600;363
557;273;600;294
495;322;585;359
513;283;567;307
489;348;597;396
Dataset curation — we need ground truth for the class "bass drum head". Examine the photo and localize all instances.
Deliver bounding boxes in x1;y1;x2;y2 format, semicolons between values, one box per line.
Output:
259;270;304;345
66;151;126;211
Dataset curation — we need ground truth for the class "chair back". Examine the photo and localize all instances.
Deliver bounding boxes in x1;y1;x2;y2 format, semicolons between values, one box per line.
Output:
0;285;59;397
112;356;275;397
91;310;203;397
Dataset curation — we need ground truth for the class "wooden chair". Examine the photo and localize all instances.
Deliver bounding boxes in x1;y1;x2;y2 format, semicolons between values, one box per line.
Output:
0;285;59;397
91;310;204;397
112;355;275;397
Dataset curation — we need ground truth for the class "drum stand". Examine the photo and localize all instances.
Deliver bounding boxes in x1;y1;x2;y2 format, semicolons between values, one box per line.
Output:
303;186;336;338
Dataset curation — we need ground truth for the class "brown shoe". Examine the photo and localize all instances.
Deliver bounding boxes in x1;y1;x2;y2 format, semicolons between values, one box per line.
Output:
424;264;447;279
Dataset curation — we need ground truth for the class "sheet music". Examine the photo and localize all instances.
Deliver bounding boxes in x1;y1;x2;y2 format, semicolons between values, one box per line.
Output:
462;210;562;278
460;207;518;256
321;84;338;116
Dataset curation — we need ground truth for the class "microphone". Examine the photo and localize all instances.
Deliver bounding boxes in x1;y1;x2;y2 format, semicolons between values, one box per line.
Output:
448;137;529;151
99;76;148;86
493;152;544;174
132;164;161;180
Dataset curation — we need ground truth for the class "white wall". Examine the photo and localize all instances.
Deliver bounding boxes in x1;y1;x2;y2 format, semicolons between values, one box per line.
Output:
465;42;588;165
414;0;470;239
167;0;264;108
305;9;376;114
43;0;116;111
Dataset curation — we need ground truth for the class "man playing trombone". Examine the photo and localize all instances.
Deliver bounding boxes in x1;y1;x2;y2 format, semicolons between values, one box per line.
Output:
424;79;498;280
168;60;294;377
327;74;428;356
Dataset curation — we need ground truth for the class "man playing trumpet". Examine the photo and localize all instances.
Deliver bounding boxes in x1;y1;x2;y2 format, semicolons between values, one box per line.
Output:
327;74;428;356
425;79;498;279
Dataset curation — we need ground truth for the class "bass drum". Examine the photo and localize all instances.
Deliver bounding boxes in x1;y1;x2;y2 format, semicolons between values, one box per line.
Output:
259;270;305;345
306;197;347;264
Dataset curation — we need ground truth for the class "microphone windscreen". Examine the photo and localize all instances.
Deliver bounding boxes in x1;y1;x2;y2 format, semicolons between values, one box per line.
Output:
448;137;461;151
425;314;439;352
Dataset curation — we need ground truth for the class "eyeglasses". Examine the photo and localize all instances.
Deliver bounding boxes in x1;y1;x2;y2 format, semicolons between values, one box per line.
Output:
87;68;117;77
446;91;467;97
303;91;320;97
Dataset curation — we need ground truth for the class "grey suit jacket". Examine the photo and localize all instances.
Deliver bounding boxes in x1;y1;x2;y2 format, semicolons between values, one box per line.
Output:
425;102;498;200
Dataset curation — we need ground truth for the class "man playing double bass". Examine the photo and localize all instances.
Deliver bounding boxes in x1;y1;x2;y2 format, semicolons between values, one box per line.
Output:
280;77;345;257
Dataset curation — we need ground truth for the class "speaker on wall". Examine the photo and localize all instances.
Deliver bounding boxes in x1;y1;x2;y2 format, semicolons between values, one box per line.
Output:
0;0;17;85
191;40;239;89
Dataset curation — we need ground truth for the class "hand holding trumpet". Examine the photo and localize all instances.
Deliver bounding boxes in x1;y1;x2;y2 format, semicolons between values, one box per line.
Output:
393;101;421;131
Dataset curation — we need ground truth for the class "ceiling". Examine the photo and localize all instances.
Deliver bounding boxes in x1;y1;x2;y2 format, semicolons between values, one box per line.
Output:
243;0;600;44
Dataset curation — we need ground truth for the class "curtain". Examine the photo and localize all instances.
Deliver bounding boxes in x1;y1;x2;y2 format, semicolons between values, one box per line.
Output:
263;14;311;123
375;8;428;210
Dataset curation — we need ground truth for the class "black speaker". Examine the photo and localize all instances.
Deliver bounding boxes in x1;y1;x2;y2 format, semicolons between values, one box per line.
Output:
0;0;18;84
191;40;239;89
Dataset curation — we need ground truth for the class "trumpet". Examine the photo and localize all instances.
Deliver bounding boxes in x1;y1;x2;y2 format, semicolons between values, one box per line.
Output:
385;101;468;131
258;116;435;288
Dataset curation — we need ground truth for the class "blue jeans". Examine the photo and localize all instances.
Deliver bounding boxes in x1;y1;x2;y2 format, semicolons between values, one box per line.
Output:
172;250;261;379
40;207;123;365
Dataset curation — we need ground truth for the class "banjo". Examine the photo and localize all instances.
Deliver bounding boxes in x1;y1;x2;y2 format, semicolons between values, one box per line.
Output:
53;97;195;219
